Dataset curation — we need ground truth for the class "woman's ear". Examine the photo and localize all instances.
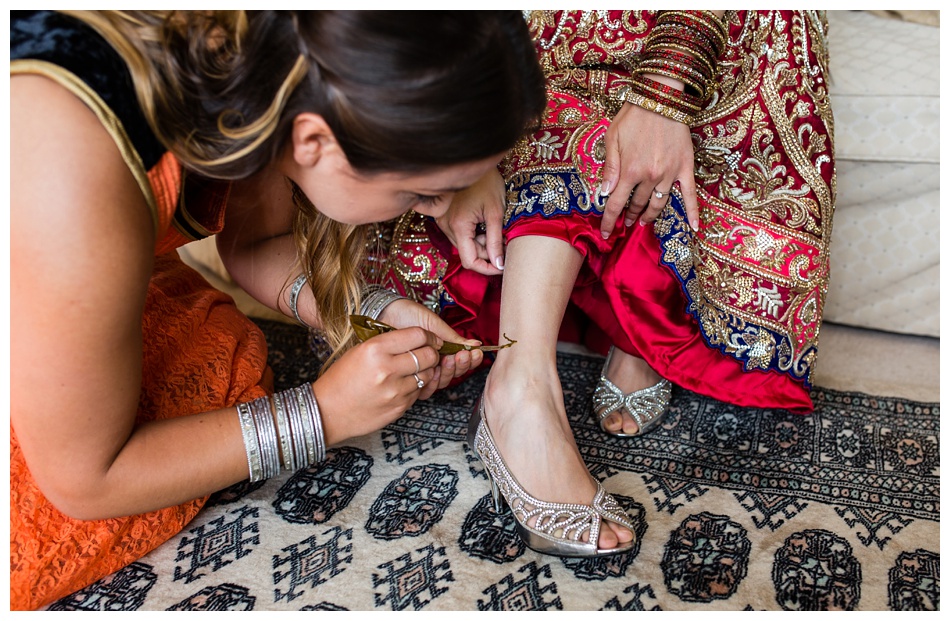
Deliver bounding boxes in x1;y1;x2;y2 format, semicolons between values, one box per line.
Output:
290;113;338;167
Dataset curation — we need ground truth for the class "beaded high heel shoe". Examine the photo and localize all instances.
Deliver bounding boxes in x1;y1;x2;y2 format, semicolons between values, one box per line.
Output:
467;393;637;557
592;347;671;438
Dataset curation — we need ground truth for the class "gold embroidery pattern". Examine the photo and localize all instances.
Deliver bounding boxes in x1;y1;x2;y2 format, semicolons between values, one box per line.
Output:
370;212;446;314
507;11;834;384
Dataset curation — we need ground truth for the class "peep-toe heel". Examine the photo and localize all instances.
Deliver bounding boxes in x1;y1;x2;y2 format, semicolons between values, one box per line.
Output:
592;346;671;437
467;392;637;558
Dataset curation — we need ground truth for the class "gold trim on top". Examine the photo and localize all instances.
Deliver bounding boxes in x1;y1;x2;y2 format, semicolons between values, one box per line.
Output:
11;59;160;234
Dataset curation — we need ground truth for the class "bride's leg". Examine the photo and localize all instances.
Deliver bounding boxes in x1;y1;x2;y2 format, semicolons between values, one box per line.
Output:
600;348;665;435
483;234;632;549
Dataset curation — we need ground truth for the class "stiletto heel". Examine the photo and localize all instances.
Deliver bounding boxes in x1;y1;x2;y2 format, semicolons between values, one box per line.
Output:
489;477;504;514
468;392;637;557
592;346;671;437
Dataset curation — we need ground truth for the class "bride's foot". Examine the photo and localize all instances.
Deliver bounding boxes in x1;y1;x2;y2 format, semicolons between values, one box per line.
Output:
596;347;671;436
480;365;634;552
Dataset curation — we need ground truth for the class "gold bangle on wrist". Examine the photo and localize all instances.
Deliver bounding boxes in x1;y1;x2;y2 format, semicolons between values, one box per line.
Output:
624;91;693;125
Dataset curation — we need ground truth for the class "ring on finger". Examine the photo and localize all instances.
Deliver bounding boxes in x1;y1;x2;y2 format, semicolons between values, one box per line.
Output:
412;373;425;389
654;189;670;199
407;349;421;374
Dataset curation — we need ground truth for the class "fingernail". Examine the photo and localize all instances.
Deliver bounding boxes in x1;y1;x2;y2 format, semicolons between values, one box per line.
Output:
639;219;647;227
494;256;505;270
691;218;699;231
624;217;634;227
599;179;614;196
601;231;610;239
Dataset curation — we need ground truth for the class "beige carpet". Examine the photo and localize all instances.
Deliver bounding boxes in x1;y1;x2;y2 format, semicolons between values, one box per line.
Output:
43;319;939;611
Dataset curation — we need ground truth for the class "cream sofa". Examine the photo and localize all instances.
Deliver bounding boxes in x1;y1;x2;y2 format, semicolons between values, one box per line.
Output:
822;10;940;337
181;10;941;338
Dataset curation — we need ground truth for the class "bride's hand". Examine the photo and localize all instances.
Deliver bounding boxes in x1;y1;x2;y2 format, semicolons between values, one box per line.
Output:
599;101;700;238
435;167;507;276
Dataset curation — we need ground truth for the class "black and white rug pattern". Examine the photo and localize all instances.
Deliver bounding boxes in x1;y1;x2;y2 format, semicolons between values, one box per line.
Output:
45;320;940;611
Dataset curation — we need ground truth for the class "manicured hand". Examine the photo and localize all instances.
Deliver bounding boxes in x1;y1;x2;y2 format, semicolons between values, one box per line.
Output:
380;299;484;396
315;325;445;445
435;167;507;275
599;102;700;237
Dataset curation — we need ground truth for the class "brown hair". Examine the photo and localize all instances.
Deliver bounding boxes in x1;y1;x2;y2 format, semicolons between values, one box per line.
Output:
63;10;546;366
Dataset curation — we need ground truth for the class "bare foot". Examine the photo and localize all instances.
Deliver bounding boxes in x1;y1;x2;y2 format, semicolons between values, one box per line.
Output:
601;348;665;435
482;362;633;551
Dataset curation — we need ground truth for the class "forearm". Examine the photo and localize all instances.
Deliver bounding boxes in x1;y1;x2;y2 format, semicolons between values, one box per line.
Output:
61;387;344;521
73;406;250;520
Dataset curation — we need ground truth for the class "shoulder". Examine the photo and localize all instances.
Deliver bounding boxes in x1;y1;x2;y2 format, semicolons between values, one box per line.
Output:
11;10;165;171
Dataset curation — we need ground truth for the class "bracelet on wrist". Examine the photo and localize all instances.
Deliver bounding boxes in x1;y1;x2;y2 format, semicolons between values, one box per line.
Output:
359;284;406;321
288;274;312;328
237;383;327;483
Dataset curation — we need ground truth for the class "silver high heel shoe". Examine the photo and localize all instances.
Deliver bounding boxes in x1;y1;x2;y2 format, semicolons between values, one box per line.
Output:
592;346;671;438
467;393;637;557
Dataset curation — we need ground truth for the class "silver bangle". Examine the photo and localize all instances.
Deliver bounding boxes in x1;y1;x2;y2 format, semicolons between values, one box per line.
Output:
272;392;296;471
299;383;327;464
294;386;318;466
250;395;280;480
237;402;263;483
241;385;327;483
282;388;308;470
289;274;311;328
359;284;405;321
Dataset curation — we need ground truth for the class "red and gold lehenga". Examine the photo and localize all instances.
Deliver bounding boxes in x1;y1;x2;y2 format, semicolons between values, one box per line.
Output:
385;11;835;412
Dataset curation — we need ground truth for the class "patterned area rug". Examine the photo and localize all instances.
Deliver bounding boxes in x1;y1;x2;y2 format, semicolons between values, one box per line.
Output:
45;320;940;611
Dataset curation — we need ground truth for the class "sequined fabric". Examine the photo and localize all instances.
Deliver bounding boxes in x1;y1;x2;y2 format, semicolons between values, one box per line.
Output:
439;11;834;408
366;212;447;315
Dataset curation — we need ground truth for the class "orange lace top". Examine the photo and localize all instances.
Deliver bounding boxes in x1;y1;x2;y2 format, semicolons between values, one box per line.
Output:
11;11;271;610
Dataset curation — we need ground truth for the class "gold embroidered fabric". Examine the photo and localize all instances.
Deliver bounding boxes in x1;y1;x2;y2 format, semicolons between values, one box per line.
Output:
502;10;835;384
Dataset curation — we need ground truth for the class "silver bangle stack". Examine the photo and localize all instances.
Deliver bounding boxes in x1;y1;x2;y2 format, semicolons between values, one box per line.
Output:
236;383;327;483
359;284;405;321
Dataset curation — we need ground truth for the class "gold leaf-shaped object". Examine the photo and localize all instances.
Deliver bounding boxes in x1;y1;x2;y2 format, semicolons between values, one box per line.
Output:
349;314;516;355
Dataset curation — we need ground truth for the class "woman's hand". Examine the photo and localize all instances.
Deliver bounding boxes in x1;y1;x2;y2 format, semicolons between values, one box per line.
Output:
435;167;507;275
314;325;445;445
381;298;484;394
599;100;700;238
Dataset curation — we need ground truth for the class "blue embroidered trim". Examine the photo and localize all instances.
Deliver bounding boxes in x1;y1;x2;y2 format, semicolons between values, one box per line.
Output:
504;171;604;229
655;194;813;387
442;168;812;386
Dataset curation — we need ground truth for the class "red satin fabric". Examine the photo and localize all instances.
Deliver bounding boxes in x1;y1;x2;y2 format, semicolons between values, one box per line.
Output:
440;207;813;412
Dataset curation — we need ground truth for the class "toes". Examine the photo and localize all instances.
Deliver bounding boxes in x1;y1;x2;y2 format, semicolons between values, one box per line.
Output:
597;525;619;550
603;412;623;432
609;520;634;544
598;520;633;550
621;413;641;435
